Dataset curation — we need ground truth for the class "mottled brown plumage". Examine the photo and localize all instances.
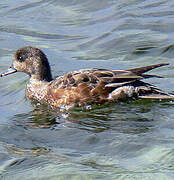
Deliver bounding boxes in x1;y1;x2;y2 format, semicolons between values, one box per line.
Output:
1;46;174;110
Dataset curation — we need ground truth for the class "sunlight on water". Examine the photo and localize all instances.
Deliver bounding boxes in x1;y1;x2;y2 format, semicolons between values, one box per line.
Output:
0;0;174;179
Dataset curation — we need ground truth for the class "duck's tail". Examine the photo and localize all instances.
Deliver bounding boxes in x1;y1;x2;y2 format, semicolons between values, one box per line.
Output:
139;95;174;99
127;63;169;76
138;84;174;100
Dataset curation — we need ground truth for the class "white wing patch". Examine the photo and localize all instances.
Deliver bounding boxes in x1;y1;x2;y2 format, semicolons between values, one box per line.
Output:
108;86;136;100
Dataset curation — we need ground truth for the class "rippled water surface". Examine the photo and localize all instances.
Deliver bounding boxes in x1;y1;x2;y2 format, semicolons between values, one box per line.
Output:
1;0;174;179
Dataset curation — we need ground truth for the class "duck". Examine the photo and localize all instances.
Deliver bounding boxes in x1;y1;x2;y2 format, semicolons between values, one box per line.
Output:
0;46;174;109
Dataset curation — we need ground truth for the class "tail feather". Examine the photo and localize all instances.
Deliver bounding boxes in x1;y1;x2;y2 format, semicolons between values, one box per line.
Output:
139;94;174;99
138;85;174;100
141;74;163;79
127;63;169;75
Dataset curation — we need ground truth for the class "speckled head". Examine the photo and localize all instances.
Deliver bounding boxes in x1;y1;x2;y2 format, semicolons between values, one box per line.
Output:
1;46;53;82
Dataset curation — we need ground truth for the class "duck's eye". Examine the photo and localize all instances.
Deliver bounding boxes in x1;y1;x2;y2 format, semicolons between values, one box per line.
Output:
19;56;22;60
16;50;29;62
17;54;24;62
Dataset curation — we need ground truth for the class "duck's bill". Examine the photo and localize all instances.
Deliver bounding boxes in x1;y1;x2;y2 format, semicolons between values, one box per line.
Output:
0;67;17;77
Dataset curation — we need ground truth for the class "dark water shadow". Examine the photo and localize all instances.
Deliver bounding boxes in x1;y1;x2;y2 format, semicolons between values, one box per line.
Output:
12;99;168;134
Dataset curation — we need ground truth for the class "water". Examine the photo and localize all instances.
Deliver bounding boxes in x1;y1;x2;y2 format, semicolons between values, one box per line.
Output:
1;0;174;179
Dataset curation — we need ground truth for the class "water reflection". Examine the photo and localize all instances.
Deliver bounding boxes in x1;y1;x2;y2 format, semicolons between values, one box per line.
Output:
1;99;174;179
1;0;174;179
12;99;159;135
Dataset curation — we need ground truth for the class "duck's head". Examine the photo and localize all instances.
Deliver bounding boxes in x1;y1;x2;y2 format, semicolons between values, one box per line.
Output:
0;46;53;82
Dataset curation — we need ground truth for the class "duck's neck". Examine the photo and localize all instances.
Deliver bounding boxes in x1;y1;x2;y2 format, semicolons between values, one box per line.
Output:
41;67;53;82
30;74;53;82
34;56;53;82
26;76;51;102
39;62;53;82
26;58;53;101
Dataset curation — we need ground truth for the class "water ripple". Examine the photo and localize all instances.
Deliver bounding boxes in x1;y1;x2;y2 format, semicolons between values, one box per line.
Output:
0;25;86;40
0;0;174;179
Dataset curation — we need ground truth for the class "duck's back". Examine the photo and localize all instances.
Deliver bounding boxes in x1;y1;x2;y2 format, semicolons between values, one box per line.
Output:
45;64;174;109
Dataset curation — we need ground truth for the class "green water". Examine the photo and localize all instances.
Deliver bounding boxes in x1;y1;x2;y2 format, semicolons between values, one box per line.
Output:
1;0;174;179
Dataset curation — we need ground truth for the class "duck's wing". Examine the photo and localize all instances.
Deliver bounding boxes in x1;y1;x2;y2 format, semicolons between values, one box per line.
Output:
90;64;174;100
50;68;144;104
90;68;142;86
54;68;142;89
126;63;174;99
104;63;169;87
49;63;174;107
55;63;169;90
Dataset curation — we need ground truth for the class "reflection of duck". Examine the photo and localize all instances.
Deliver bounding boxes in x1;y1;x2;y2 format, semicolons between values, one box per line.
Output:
1;46;174;109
